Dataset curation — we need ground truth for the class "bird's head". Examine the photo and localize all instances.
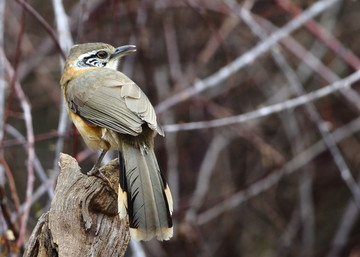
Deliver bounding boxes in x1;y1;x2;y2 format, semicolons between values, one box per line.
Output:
66;42;136;70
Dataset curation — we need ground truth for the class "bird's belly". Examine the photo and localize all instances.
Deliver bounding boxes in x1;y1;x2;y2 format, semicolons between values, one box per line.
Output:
69;112;116;150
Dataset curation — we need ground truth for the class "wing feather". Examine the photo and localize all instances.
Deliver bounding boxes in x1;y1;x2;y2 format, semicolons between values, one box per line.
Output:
66;68;163;136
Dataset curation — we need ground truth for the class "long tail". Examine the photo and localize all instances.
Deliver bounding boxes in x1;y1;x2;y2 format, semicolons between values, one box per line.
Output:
117;142;173;241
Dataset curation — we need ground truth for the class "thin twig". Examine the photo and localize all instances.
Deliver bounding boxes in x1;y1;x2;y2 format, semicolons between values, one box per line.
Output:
0;50;36;248
206;100;285;165
163;69;360;132
19;174;56;214
13;0;66;59
155;0;341;113
237;1;360;206
237;0;359;239
4;130;64;147
0;185;19;239
237;2;318;250
326;177;360;257
0;156;20;214
238;4;317;252
185;133;234;222
272;210;301;257
299;168;315;256
130;239;146;257
1;2;32;250
0;0;26;152
0;0;5;147
0;0;7;237
255;18;360;112
196;116;360;225
197;15;240;65
160;11;184;218
14;76;35;250
0;157;20;240
275;0;360;70
6;125;54;199
50;0;73;175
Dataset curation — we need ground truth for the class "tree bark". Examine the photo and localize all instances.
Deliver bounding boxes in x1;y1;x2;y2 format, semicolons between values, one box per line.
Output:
23;153;130;257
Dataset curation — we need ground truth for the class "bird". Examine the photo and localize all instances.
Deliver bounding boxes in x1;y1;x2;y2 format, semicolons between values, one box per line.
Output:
60;42;173;241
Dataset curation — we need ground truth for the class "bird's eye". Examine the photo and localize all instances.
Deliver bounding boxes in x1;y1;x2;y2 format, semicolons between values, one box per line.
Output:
96;51;108;59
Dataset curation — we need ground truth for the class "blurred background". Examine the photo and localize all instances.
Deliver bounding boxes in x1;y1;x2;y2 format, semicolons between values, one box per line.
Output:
1;0;360;256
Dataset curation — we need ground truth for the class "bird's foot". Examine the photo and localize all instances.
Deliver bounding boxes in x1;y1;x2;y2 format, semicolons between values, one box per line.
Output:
86;167;111;186
87;166;99;176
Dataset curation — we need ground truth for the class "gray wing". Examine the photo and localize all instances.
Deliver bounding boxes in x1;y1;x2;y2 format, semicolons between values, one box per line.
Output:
66;68;163;137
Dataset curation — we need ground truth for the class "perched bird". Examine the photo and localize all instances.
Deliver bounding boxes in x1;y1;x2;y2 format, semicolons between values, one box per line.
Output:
60;42;173;241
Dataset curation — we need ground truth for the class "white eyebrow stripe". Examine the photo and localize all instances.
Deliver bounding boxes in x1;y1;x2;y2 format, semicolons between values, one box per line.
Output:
75;49;109;68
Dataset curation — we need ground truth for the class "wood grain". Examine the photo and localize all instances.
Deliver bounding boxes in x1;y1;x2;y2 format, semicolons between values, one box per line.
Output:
23;153;130;257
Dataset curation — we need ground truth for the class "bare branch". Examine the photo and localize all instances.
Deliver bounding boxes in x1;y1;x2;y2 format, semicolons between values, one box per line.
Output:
185;133;234;222
6;125;54;199
255;16;360;112
13;0;66;59
275;0;360;70
236;4;318;251
326;178;360;257
0;0;6;236
0;50;36;249
0;0;5;147
50;0;73;175
0;158;20;239
237;0;360;231
161;12;183;214
164;70;360;132
155;0;341;113
272;211;301;256
196;116;360;225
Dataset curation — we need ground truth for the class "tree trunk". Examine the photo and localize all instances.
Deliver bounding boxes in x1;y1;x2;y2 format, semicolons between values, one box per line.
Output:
23;153;130;257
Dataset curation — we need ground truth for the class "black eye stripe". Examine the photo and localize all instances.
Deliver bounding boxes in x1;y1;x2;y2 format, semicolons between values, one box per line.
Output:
84;54;99;61
83;57;106;67
77;51;108;68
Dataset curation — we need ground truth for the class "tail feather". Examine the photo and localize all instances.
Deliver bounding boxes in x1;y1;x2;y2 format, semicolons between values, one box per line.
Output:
117;143;173;241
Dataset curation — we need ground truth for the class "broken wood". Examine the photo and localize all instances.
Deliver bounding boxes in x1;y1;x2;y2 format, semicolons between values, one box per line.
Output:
23;153;130;257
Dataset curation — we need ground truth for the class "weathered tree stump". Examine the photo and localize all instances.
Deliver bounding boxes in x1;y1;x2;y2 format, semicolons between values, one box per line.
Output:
23;153;130;257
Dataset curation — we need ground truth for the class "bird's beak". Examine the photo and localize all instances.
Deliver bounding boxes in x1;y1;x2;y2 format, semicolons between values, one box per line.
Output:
110;45;137;59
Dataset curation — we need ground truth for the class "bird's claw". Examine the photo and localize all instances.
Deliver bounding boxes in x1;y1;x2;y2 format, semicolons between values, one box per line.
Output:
87;167;99;176
84;167;112;186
